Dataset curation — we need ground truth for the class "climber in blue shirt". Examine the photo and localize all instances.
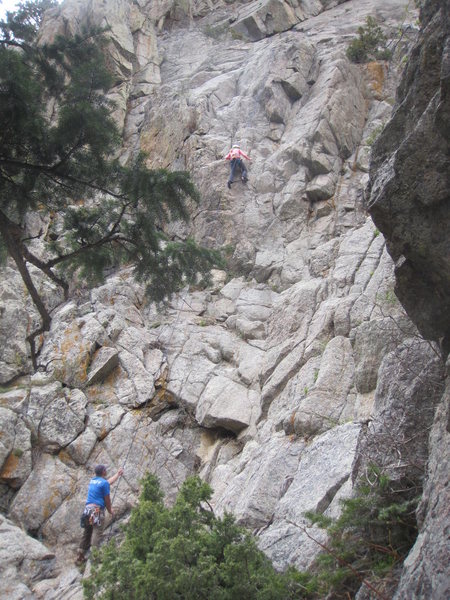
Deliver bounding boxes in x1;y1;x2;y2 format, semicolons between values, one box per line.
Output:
86;473;111;508
76;464;123;564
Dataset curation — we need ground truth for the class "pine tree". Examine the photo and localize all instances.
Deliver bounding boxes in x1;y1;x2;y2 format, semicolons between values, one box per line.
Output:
305;465;419;598
346;16;391;63
0;1;221;366
83;474;317;600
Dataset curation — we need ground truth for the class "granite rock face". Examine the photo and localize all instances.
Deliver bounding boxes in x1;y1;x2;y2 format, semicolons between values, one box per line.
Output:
392;365;450;600
1;0;447;598
367;1;450;597
0;514;56;599
369;0;450;349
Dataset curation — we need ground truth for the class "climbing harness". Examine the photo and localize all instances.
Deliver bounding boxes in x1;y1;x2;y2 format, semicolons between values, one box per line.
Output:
80;504;103;528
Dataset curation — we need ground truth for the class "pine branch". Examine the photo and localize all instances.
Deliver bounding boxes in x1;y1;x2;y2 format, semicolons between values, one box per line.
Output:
286;520;390;600
0;210;52;368
0;17;216;373
45;200;134;268
0;208;69;295
1;157;128;200
20;243;69;298
0;38;31;50
45;233;121;268
48;132;86;172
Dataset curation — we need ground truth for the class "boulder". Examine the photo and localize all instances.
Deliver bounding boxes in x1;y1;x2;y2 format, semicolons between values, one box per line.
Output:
66;427;98;465
196;375;260;434
211;434;304;527
352;316;414;393
0;514;55;600
9;454;77;534
231;0;298;42
353;338;445;488
86;346;119;385
37;389;87;452
0;408;32;489
88;405;125;440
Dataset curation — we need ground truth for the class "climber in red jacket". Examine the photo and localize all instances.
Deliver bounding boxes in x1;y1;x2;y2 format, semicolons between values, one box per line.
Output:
225;144;251;189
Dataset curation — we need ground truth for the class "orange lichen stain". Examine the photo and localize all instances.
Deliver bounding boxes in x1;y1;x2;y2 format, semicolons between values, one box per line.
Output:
86;385;101;400
152;367;176;407
0;453;20;479
58;449;72;466
366;61;386;98
86;384;116;410
104;365;121;386
56;322;91;383
289;411;296;429
86;366;119;403
85;386;102;404
98;427;109;441
140;127;159;157
79;352;91;384
43;489;61;521
155;367;168;390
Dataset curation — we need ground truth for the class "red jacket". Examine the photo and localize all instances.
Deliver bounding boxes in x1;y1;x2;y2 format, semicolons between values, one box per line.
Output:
225;148;251;161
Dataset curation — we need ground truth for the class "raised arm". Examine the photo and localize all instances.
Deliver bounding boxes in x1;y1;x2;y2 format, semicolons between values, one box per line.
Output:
107;467;124;485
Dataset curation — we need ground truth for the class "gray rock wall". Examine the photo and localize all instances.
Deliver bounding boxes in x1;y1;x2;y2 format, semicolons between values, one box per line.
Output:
367;0;450;597
369;0;450;348
392;364;449;600
2;0;446;598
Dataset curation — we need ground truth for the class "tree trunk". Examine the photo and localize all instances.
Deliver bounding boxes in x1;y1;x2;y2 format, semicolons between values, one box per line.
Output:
0;210;52;367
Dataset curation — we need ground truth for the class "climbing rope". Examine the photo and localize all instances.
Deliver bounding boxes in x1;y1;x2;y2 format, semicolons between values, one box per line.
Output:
104;111;253;540
105;285;192;540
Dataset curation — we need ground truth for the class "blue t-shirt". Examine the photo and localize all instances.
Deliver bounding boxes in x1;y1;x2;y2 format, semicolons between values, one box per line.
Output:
86;476;110;508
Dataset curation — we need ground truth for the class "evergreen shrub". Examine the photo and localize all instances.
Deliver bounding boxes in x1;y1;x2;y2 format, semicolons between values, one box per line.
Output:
347;17;392;63
305;465;419;599
84;474;317;600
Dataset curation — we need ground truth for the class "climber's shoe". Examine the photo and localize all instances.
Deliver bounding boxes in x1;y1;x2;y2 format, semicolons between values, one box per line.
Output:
242;176;248;183
227;181;232;189
75;551;86;566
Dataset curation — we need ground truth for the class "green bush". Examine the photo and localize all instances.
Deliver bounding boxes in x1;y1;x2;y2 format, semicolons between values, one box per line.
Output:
375;48;393;61
84;474;317;599
306;465;419;598
346;16;390;63
346;38;368;63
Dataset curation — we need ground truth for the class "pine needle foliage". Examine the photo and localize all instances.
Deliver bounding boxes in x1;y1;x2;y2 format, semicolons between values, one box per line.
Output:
305;465;419;599
83;474;317;600
0;1;222;362
346;16;392;63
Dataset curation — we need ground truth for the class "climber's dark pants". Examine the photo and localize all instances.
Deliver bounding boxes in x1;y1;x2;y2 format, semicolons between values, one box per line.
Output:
79;510;106;554
228;158;247;183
